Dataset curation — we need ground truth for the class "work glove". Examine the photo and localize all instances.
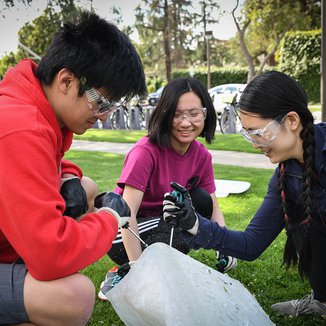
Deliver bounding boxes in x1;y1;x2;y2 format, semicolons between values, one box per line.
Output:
163;182;199;235
94;192;130;228
117;260;136;278
216;251;238;273
60;177;88;219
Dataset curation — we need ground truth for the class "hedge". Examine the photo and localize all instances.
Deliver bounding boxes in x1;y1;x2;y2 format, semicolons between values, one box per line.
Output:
172;67;248;89
278;30;321;103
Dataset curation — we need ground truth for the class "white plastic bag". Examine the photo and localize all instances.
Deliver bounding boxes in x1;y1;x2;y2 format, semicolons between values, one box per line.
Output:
107;243;274;326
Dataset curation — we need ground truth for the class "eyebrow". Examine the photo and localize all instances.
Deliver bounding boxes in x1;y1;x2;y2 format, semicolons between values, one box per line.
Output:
175;106;202;110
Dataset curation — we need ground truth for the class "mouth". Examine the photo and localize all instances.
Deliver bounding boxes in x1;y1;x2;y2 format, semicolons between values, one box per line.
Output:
260;148;271;156
178;129;194;134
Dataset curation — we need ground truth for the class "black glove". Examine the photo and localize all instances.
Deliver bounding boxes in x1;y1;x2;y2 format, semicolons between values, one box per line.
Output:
163;182;199;234
94;192;130;228
117;261;135;278
60;177;88;219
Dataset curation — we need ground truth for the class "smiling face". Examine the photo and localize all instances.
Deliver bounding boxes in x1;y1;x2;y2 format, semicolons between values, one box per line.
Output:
239;110;304;164
170;91;206;154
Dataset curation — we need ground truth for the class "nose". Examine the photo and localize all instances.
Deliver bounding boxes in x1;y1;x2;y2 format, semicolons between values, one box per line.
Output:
180;114;191;124
98;112;110;122
252;142;262;149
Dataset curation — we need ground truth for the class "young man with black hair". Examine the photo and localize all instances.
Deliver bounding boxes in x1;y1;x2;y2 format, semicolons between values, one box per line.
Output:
0;11;146;325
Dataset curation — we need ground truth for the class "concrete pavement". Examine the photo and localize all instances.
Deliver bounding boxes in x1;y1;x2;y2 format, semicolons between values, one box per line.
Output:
71;140;277;170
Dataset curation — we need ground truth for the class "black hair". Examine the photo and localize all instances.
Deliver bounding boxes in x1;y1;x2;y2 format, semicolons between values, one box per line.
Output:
239;71;315;279
35;11;146;101
147;77;216;147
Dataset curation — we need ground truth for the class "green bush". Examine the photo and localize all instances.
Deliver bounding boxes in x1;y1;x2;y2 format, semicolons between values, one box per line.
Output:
172;67;248;88
146;76;166;92
278;30;321;103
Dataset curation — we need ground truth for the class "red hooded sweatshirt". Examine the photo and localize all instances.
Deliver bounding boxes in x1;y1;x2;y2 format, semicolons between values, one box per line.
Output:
0;59;118;280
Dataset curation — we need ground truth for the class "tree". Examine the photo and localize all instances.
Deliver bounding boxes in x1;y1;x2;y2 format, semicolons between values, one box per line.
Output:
0;1;81;70
191;0;222;63
232;0;321;82
17;7;62;61
134;0;223;81
135;0;192;81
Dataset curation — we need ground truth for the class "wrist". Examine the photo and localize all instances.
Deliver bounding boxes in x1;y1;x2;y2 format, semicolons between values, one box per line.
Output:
96;207;119;226
187;213;199;235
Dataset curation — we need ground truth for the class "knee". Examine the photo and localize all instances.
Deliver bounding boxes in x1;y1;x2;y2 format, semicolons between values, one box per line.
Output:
62;274;95;323
25;273;95;326
81;176;99;212
189;187;213;218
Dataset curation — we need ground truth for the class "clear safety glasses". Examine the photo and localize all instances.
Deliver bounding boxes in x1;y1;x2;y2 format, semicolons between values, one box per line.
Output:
85;88;123;117
173;107;207;124
240;114;287;147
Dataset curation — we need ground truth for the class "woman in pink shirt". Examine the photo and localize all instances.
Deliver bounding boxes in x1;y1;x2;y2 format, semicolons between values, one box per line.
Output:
98;77;237;300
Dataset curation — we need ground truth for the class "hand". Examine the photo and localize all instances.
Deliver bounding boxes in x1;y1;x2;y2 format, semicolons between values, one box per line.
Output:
117;260;136;278
163;182;199;235
60;177;88;219
216;251;237;273
94;192;130;228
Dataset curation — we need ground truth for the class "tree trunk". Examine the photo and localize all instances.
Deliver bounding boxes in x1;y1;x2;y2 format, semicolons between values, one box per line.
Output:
163;0;172;81
231;1;255;82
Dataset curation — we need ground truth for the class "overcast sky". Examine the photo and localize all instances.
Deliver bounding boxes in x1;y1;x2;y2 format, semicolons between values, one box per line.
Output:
0;0;243;58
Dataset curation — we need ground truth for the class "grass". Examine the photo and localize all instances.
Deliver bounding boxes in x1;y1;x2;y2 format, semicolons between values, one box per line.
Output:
64;150;325;326
74;129;261;153
308;104;321;112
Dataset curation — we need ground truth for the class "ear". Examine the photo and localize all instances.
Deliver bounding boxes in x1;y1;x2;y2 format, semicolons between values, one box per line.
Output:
284;111;301;131
57;68;78;94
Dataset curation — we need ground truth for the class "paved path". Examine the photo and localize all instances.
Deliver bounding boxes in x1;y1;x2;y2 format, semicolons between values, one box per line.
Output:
71;140;277;170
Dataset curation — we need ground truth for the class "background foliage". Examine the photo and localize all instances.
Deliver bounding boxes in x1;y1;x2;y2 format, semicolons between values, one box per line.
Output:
278;29;321;103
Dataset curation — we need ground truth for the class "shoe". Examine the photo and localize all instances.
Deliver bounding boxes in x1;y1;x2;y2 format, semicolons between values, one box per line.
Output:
97;266;122;301
271;292;326;316
216;251;237;273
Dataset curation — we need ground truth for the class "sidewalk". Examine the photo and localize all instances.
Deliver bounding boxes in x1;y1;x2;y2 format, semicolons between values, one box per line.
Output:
71;140;277;170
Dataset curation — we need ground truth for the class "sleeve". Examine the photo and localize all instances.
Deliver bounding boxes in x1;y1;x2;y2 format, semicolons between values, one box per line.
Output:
61;159;83;178
182;171;285;261
0;131;118;280
117;145;154;193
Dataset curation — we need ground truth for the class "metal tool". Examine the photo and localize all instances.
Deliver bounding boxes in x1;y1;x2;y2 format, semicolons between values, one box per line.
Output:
122;222;148;247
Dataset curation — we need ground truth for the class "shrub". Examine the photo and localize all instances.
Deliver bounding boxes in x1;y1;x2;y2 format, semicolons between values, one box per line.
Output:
278;30;321;103
172;67;248;88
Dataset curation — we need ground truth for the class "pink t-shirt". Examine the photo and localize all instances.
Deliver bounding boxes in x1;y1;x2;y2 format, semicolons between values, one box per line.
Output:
115;137;216;217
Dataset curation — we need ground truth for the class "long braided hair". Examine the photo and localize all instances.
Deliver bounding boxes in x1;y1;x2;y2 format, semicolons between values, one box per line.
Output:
239;71;315;279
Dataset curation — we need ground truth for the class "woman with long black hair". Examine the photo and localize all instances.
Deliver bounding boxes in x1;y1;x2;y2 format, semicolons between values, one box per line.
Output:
163;71;326;317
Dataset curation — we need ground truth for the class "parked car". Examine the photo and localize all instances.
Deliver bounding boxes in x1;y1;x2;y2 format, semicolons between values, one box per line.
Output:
208;83;246;116
148;86;164;106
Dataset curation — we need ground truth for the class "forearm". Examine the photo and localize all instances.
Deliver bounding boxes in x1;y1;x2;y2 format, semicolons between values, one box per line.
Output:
182;214;283;261
210;194;225;226
121;216;142;261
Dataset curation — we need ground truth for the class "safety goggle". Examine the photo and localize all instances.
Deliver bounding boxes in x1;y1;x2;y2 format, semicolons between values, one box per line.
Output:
173;107;207;124
85;88;123;117
240;114;287;147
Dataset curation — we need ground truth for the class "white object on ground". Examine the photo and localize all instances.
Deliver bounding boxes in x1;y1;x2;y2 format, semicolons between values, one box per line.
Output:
215;179;251;198
107;243;274;326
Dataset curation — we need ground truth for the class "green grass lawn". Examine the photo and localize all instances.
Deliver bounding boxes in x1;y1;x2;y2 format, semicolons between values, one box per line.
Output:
64;150;325;326
74;129;261;153
308;104;321;112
